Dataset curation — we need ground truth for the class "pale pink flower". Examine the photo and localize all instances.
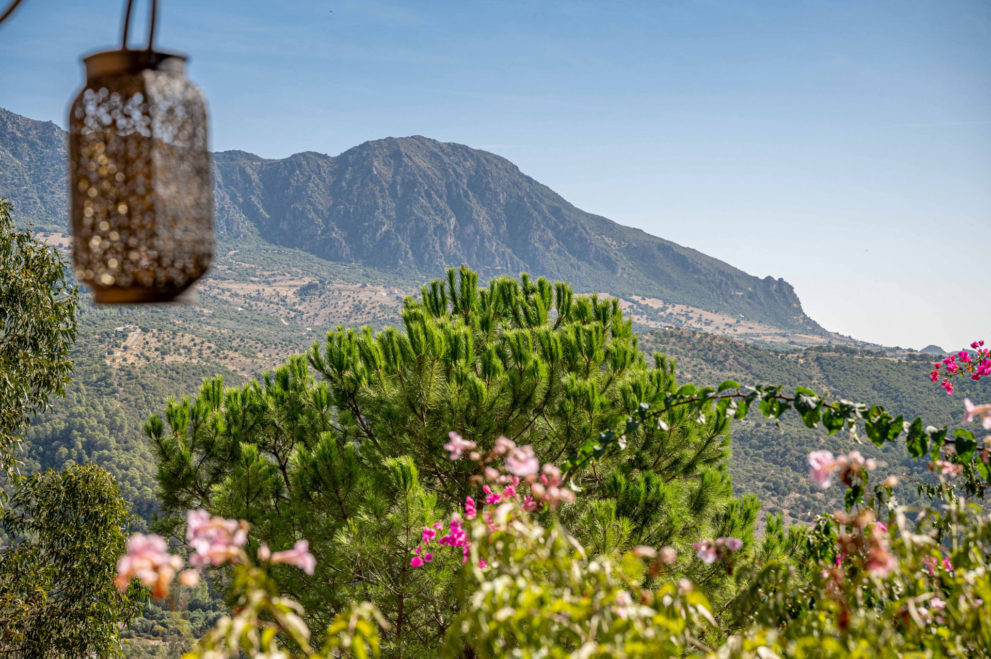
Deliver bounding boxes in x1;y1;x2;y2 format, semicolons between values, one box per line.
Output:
115;533;183;597
866;546;897;577
443;432;477;460
186;510;249;568
721;537;743;552
693;537;742;564
269;539;316;575
932;460;963;477
693;540;719;564
492;435;516;456
178;569;200;588
963;399;991;429
505;444;540;477
613;590;634;619
809;450;839;488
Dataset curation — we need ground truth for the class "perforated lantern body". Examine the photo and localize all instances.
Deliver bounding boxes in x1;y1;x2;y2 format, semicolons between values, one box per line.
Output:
69;50;213;303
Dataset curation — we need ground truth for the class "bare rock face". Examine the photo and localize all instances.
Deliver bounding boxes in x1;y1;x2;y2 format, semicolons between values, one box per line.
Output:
0;107;824;334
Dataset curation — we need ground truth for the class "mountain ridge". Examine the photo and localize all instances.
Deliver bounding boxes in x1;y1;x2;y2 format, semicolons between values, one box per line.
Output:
1;106;823;334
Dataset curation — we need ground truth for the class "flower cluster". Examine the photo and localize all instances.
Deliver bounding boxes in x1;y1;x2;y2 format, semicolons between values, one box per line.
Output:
930;341;990;394
808;449;876;489
116;510;316;598
444;432;575;507
187;509;249;568
692;537;743;564
412;518;477;568
922;554;954;576
411;433;575;570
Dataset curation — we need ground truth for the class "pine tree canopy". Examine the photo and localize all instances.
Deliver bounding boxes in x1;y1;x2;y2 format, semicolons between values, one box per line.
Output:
147;267;759;654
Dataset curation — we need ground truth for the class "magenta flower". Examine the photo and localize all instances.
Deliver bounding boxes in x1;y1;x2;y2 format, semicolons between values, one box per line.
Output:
410;556;424;567
941;379;954;395
505;444;540;477
443;432;477;460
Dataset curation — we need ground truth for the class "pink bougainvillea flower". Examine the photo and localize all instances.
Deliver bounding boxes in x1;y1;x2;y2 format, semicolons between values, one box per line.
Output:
443;432;477;460
115;533;183;597
269;539;317;575
186;510;249;569
504;444;540;477
941;379;954;395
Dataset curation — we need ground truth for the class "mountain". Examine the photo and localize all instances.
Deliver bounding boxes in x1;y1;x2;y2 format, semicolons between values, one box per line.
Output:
1;106;822;335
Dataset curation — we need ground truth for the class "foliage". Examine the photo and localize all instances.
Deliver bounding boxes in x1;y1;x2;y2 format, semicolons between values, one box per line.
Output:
0;464;142;656
641;328;990;521
0;198;77;478
115;510;385;658
147;267;755;653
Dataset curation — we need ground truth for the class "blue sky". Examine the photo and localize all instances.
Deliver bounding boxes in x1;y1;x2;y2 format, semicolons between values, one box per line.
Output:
1;0;988;350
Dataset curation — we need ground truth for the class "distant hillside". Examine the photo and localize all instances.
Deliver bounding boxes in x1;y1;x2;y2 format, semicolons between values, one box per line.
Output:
1;106;823;334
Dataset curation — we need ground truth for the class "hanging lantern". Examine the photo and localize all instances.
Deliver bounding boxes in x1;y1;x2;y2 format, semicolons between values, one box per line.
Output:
65;0;213;303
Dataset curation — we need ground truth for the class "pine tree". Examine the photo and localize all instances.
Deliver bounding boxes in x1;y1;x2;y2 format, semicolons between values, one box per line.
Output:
147;267;757;655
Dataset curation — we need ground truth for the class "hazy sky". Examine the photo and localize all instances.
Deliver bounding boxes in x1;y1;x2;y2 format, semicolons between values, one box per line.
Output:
1;0;988;350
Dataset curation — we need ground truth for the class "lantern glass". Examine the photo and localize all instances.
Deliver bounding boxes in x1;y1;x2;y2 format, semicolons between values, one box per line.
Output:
69;49;213;303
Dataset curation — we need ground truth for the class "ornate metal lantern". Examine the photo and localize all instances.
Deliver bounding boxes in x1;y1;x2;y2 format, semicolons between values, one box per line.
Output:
66;0;213;303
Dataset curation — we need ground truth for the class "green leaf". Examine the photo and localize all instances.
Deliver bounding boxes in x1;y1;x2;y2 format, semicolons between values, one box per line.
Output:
717;379;739;393
905;418;927;459
954;428;977;462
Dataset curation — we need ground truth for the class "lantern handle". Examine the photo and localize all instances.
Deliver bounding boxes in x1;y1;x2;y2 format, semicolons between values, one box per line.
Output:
121;0;158;52
0;0;26;25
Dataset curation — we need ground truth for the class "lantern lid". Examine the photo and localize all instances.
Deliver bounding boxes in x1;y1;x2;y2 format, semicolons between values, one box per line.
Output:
82;48;187;79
